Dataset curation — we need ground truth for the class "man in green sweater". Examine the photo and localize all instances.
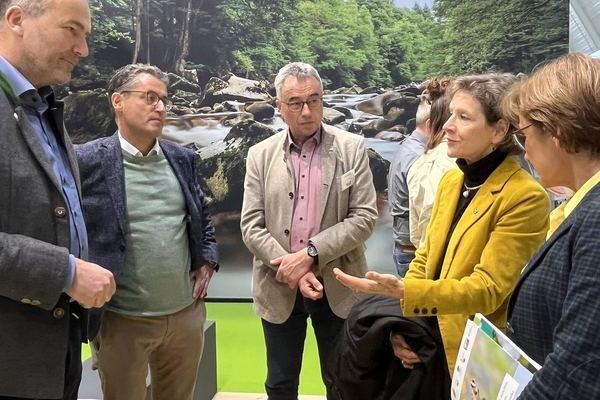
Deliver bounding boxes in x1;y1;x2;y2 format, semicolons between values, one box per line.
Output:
76;64;219;400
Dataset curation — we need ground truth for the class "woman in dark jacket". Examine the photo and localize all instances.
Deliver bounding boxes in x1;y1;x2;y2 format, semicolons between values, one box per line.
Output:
503;53;600;399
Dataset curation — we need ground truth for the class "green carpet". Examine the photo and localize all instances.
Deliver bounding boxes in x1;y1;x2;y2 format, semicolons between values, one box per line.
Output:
82;303;326;395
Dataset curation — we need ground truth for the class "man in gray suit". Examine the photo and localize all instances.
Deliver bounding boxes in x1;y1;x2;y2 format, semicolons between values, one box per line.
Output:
0;1;115;399
241;62;378;400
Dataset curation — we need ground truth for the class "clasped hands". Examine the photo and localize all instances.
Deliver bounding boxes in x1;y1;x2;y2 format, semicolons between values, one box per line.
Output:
271;248;323;300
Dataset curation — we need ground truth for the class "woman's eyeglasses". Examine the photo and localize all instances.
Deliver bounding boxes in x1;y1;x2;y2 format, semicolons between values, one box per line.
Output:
511;123;533;151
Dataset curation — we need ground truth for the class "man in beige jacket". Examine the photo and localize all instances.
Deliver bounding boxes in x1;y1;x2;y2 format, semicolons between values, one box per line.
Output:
241;62;377;400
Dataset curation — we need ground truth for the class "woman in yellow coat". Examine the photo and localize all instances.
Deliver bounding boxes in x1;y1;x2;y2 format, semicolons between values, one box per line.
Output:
334;73;550;382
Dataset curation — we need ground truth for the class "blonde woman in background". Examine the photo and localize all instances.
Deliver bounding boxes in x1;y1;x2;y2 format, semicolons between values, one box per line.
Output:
407;77;456;248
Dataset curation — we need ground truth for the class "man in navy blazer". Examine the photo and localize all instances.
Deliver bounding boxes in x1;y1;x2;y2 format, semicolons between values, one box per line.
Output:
76;64;218;400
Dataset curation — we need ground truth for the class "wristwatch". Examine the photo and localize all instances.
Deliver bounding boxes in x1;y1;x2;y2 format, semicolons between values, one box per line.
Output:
307;243;319;263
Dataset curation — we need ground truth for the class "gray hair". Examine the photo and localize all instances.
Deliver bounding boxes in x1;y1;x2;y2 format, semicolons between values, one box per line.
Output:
415;99;431;126
0;0;50;17
107;63;169;99
274;62;323;99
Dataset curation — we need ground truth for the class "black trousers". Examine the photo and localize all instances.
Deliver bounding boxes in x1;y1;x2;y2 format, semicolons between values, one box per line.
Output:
261;290;345;400
0;313;82;400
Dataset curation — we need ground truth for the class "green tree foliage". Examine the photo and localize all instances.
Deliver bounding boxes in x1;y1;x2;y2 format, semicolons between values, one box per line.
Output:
430;0;568;75
290;0;387;88
82;0;568;89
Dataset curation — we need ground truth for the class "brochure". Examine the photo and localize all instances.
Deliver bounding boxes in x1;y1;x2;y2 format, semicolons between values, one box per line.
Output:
451;313;541;400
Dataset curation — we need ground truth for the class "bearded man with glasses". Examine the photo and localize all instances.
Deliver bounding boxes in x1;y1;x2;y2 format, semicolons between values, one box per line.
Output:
241;62;378;400
74;63;219;400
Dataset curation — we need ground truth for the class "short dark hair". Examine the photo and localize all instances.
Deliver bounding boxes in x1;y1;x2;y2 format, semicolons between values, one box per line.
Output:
107;63;169;110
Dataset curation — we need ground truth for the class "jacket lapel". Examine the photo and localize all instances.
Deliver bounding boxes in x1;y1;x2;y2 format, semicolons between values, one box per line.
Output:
101;134;127;236
441;157;520;279
508;216;573;316
14;105;62;192
427;171;461;279
50;100;82;194
318;127;336;225
161;141;196;214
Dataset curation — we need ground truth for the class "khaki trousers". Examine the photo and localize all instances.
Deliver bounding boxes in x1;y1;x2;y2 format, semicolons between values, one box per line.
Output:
92;300;206;400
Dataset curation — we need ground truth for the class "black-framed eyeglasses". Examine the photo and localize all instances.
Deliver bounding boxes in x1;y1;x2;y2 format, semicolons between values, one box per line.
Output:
511;123;533;151
284;96;323;112
120;90;172;111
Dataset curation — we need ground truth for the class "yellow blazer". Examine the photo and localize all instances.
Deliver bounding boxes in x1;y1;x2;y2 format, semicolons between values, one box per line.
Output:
403;156;549;373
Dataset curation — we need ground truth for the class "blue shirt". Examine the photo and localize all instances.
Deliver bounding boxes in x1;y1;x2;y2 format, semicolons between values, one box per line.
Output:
388;129;428;245
0;56;87;289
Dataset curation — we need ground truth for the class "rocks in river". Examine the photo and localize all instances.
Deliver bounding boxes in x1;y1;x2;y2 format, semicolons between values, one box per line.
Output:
382;96;420;120
201;75;271;107
362;118;395;137
353;93;421;136
168;72;201;93
332;106;353;119
221;112;254;126
64;89;116;144
323;107;347;125
245;101;275;121
196;120;277;213
367;148;390;192
375;129;407;142
397;85;422;97
355;91;401;116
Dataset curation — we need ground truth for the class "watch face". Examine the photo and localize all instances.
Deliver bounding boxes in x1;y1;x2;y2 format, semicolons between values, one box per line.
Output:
308;245;318;257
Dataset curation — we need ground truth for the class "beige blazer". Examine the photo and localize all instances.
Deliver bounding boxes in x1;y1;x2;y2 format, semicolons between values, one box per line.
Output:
241;124;378;323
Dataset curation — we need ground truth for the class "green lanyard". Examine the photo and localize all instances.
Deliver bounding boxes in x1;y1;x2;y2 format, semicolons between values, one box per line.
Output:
0;71;18;106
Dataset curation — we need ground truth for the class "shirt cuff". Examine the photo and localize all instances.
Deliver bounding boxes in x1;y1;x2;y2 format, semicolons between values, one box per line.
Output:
64;254;76;291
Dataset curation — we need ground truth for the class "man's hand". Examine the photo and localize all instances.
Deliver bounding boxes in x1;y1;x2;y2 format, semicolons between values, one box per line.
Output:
66;258;116;309
271;248;314;289
333;268;405;300
390;332;421;369
298;272;323;300
191;264;214;299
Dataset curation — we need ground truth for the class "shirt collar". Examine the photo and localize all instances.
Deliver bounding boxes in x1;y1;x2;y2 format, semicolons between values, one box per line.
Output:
0;55;52;112
118;131;161;157
0;55;35;97
287;126;322;151
564;169;600;219
411;129;429;145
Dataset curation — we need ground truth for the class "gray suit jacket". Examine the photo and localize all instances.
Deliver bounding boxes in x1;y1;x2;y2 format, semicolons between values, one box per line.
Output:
0;88;85;398
241;124;378;323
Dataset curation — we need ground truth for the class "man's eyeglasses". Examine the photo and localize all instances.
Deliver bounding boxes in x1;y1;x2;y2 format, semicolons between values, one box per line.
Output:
511;123;533;151
284;96;323;112
120;90;173;111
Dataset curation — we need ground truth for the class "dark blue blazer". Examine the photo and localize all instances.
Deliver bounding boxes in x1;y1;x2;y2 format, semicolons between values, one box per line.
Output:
508;183;600;399
75;133;218;338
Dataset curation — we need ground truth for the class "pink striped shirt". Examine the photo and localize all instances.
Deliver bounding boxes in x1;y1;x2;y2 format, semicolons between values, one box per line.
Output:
288;129;322;253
